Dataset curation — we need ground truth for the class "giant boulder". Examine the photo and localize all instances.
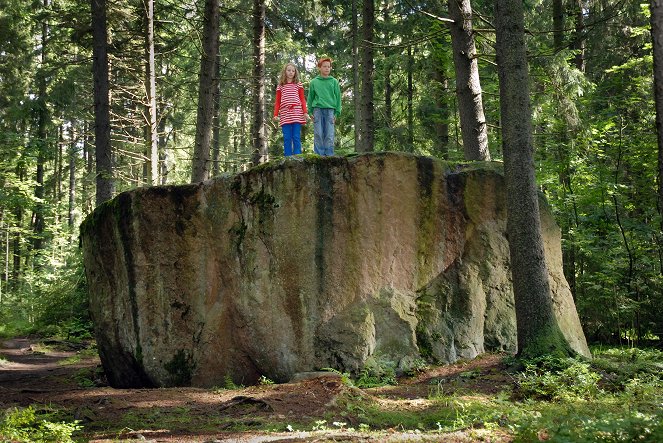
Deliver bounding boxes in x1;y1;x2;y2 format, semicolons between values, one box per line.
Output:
81;152;590;388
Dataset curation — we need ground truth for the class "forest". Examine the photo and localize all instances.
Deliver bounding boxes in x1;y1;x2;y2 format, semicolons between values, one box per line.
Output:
1;0;663;441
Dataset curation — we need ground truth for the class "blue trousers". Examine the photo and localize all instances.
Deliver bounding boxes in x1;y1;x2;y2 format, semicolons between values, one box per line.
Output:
313;108;335;156
282;123;302;156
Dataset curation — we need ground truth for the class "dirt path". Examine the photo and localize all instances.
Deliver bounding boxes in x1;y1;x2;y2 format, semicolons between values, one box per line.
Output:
0;339;512;442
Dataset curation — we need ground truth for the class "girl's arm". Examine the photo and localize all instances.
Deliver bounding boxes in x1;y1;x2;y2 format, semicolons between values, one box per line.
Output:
273;88;282;118
298;85;308;115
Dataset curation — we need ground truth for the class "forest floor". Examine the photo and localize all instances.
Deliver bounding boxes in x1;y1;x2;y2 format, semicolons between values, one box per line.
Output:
0;338;514;442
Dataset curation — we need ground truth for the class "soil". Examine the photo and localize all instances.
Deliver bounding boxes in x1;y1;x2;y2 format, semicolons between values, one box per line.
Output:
0;338;513;442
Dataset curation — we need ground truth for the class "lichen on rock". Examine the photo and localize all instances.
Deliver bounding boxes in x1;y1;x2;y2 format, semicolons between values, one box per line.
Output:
81;152;590;388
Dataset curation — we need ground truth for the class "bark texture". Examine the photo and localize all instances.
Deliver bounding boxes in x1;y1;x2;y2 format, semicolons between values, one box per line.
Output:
651;0;663;220
358;0;375;152
191;0;219;182
92;0;113;205
250;0;267;165
495;0;575;358
448;0;490;161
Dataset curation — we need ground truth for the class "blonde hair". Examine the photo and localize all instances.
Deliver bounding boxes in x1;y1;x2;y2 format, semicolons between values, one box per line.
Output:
278;62;301;86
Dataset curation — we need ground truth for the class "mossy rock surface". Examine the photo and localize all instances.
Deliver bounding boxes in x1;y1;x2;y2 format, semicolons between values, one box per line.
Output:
81;152;589;388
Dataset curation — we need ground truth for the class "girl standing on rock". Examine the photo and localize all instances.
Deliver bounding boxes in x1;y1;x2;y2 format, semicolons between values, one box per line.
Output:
273;62;308;156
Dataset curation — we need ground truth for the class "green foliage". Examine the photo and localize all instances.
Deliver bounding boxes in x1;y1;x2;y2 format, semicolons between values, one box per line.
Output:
320;367;354;387
0;248;92;340
258;375;275;386
0;406;81;443
355;357;397;388
515;357;602;401
214;374;244;391
331;348;663;441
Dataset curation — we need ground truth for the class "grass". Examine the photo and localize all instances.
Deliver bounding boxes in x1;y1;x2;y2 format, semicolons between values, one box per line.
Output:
1;345;662;442
319;346;663;441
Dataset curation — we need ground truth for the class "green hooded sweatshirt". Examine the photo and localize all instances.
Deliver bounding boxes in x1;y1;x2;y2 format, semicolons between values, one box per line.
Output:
307;75;342;117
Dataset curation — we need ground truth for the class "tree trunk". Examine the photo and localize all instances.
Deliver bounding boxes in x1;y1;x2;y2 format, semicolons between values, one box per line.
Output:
251;0;267;165
11;164;23;287
33;0;49;254
358;0;375;153
432;61;450;159
407;46;414;152
68;125;76;229
448;0;490;161
144;0;158;185
57;125;64;202
553;0;564;51
92;0;114;205
211;51;222;177
495;0;573;358
353;0;362;151
158;111;168;184
573;0;586;72
651;0;663;228
191;0;220;181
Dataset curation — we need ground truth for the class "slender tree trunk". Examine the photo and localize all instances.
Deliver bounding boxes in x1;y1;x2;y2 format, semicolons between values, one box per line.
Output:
240;92;247;169
191;0;220;181
144;0;158;185
432;61;450;159
448;0;490;161
407;45;414;152
553;0;564;50
495;0;574;358
2;215;7;301
573;0;586;72
218;106;230;172
68;125;76;229
251;0;267;165
358;0;375;153
158;112;168;184
82;121;94;214
353;0;362;150
651;0;663;227
92;0;114;205
384;66;393;150
211;101;221;176
33;0;49;254
211;51;222;177
11;164;23;287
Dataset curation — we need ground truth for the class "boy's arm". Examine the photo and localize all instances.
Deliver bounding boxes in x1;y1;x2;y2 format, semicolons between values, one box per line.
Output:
306;80;314;115
273;89;282;118
335;79;342;116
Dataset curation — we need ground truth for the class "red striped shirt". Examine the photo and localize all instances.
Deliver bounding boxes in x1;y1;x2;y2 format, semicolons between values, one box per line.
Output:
273;82;307;125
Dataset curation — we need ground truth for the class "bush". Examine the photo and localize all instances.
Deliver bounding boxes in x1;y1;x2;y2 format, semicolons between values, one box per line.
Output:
516;357;602;401
0;406;81;443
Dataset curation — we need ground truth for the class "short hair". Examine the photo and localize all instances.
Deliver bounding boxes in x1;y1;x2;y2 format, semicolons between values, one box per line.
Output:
317;57;333;67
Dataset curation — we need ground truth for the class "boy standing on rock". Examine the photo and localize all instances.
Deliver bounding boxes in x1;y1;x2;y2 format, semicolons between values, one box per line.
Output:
307;57;342;156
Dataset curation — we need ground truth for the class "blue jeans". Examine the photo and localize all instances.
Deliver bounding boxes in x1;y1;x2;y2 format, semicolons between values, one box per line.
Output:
313;108;335;156
282;123;302;156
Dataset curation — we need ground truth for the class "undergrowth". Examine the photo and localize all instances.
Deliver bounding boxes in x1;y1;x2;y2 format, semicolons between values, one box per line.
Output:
327;346;663;442
0;406;81;443
2;346;661;442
